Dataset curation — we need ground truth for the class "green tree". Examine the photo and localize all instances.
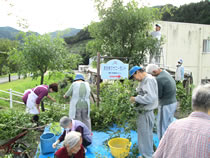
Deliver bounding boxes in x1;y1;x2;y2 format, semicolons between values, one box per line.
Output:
14;33;70;84
64;27;93;65
87;0;161;65
63;53;83;70
161;0;210;24
0;39;19;80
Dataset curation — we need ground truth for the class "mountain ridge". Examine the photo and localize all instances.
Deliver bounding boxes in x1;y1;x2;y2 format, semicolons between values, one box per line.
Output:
0;26;81;40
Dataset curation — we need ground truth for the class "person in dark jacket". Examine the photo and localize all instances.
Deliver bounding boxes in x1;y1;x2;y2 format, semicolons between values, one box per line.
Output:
52;116;92;149
146;64;177;140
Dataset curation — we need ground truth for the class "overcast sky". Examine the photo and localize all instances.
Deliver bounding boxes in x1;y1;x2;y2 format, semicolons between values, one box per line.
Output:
0;0;202;34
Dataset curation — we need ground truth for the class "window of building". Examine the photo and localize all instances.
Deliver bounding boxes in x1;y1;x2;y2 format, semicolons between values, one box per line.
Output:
203;39;210;53
201;78;210;84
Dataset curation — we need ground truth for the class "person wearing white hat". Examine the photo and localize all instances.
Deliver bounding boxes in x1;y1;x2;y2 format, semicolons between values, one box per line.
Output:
149;24;162;64
175;59;184;82
152;24;162;40
146;64;177;140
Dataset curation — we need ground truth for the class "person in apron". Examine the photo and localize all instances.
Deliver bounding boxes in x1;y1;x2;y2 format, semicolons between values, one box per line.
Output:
22;83;58;122
64;74;91;130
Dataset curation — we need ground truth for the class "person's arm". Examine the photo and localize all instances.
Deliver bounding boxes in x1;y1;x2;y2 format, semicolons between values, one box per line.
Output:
64;84;73;98
75;126;84;138
36;104;40;113
52;139;60;148
134;78;158;105
181;67;184;80
58;130;66;142
35;89;48;104
47;95;56;102
153;122;174;158
156;79;163;99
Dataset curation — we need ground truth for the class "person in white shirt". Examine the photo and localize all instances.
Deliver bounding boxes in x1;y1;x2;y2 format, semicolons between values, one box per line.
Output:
175;59;184;82
149;24;162;64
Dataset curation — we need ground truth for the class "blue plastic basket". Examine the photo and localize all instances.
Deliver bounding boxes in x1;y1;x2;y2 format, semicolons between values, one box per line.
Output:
40;132;56;154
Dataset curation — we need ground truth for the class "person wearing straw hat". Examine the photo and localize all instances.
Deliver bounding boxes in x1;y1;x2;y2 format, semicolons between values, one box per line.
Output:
64;74;91;130
129;66;158;158
54;131;85;158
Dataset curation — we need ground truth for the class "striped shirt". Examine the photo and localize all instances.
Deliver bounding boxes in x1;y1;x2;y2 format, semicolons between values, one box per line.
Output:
153;112;210;158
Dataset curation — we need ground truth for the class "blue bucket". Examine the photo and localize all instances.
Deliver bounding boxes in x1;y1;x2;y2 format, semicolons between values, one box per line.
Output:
40;132;56;154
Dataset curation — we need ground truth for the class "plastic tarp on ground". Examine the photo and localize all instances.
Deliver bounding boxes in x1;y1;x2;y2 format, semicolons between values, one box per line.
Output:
35;125;159;158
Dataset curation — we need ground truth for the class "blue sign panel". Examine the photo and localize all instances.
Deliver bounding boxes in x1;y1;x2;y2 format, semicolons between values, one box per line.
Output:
101;59;129;79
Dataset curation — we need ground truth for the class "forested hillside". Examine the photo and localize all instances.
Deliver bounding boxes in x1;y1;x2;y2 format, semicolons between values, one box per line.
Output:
48;28;81;38
160;0;210;24
64;28;93;65
0;27;20;40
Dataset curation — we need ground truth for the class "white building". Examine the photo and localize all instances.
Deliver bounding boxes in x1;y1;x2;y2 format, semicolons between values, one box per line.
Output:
159;21;210;85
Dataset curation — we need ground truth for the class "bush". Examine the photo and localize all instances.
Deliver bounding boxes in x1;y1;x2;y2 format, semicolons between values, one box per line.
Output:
91;80;138;131
176;83;193;116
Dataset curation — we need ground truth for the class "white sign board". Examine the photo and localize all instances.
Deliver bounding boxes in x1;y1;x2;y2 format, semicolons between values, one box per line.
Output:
101;59;129;79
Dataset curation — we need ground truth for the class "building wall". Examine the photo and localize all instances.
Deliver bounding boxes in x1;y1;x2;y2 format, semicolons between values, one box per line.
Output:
159;21;210;85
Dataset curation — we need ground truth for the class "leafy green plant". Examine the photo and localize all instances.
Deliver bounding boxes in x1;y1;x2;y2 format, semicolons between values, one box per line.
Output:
87;0;162;66
91;80;138;131
50;122;62;136
176;83;193;115
0;105;68;156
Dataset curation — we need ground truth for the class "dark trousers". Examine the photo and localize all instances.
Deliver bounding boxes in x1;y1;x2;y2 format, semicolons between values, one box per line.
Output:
83;138;91;148
32;115;39;122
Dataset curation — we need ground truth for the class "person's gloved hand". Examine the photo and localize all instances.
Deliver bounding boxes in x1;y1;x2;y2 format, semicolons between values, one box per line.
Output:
52;142;58;148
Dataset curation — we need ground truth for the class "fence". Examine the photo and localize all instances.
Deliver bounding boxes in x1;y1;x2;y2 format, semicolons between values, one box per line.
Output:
0;89;24;108
0;89;68;110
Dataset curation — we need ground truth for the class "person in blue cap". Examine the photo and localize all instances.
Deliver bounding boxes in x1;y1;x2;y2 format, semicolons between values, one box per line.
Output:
64;74;91;130
129;66;158;158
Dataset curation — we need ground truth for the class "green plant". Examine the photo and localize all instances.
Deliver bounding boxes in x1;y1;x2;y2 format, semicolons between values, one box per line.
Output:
91;80;138;131
0;154;13;158
176;83;193;115
0;105;68;156
87;0;162;66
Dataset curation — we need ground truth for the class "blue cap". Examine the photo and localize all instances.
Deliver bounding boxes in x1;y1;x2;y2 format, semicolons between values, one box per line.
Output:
129;66;142;79
178;59;183;64
74;74;85;81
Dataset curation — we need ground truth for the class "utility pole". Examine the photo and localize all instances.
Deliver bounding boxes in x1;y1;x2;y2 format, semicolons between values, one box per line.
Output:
96;52;101;107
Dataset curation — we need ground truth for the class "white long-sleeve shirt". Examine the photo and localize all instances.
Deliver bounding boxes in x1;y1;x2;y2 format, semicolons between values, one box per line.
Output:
135;74;158;111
